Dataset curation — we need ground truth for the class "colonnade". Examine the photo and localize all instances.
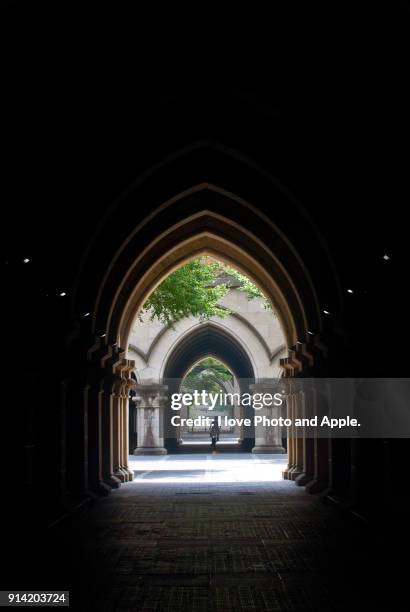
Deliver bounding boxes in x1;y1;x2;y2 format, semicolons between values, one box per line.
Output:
60;333;367;526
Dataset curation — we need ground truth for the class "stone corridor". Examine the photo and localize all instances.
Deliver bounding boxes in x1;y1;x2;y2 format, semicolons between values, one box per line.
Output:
19;454;400;611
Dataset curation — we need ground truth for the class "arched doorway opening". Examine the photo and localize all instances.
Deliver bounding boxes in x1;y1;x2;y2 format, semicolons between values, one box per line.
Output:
177;357;239;449
127;255;289;457
68;144;338;497
161;323;256;453
82;221;322;492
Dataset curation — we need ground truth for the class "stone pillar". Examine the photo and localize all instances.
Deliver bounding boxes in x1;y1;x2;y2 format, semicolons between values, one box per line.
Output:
86;384;111;496
84;343;136;493
112;388;128;483
251;382;286;454
289;391;304;480
120;393;134;480
280;338;327;488
100;386;122;489
305;388;331;494
133;384;168;455
295;388;315;486
283;391;295;478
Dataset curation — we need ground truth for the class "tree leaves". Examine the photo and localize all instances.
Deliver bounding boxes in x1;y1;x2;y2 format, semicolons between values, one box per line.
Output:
141;257;271;326
182;358;233;396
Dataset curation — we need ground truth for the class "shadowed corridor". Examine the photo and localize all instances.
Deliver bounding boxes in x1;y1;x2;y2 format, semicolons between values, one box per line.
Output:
11;454;405;611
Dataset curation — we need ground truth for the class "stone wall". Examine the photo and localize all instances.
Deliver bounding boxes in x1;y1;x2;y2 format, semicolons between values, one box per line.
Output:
128;287;287;382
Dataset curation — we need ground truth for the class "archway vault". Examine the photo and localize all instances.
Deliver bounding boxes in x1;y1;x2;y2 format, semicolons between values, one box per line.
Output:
109;200;318;351
78;183;336;353
159;322;256;453
66;143;340;494
163;322;255;381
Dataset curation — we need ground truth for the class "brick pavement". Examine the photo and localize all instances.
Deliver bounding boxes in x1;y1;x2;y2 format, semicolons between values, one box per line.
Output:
20;453;398;611
53;454;377;611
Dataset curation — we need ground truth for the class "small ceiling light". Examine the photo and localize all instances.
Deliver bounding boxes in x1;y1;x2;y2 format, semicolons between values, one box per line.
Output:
100;333;106;338
383;254;390;261
59;291;67;297
23;258;30;264
323;310;330;315
347;289;354;294
308;331;314;335
83;312;90;317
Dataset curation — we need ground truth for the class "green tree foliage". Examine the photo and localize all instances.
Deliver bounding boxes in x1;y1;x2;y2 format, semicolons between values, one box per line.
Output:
141;257;272;326
181;358;233;412
141;259;230;326
218;264;272;310
183;357;233;392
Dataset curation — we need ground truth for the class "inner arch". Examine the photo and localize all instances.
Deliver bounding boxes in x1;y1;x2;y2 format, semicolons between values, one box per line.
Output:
162;323;256;452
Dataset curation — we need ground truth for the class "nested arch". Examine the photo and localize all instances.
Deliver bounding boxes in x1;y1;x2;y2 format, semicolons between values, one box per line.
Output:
129;314;274;372
73;143;341;360
156;320;261;382
163;323;255;382
161;322;257;450
66;143;340;488
113;201;314;350
80;188;329;351
181;355;237;385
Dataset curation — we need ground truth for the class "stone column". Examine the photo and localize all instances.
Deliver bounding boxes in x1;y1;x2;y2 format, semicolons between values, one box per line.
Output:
101;386;122;489
289;391;304;480
120;393;134;480
133;384;168;455
283;391;295;478
112;388;128;483
295;388;315;486
86;384;111;495
305;388;331;494
251;382;286;454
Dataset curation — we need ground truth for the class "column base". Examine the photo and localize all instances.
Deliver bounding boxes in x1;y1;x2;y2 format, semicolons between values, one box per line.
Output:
123;467;134;481
289;465;303;480
134;447;167;455
106;474;122;489
283;464;295;479
90;481;112;496
114;469;128;483
294;472;312;486
305;478;329;495
252;445;286;454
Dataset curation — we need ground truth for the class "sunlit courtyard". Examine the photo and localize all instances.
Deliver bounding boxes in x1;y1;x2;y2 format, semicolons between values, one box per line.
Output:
129;453;288;484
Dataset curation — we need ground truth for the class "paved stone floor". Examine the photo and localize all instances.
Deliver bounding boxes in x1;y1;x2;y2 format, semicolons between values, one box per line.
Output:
179;433;240;447
50;454;382;610
16;453;401;611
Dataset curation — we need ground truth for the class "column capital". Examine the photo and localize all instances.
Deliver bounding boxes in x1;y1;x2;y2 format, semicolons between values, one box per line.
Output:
133;383;168;407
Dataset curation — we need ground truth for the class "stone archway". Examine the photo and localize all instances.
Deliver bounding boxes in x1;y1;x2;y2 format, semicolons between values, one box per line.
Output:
85;224;322;490
129;322;256;455
128;267;288;455
161;323;256;453
65;143;339;498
